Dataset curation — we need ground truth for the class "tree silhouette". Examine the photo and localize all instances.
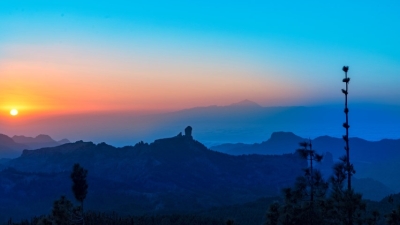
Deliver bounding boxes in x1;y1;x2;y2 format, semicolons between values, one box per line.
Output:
385;194;400;225
265;141;328;225
296;140;324;205
71;163;88;225
51;195;73;225
326;77;367;225
265;202;280;225
325;184;366;225
36;217;53;225
365;210;380;225
386;205;400;225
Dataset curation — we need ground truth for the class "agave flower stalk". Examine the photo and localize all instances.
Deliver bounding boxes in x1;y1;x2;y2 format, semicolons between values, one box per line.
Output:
342;66;352;190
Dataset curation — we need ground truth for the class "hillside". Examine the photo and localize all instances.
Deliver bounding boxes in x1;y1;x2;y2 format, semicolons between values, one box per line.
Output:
0;127;306;222
211;132;400;192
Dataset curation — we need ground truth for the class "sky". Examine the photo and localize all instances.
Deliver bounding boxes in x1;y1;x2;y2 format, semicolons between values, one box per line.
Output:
1;1;400;143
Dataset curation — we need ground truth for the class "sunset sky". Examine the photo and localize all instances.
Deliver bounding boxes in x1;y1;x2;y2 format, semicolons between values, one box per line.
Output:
1;1;400;144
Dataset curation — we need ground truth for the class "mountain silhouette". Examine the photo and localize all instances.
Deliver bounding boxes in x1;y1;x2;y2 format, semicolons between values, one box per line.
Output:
12;134;70;147
211;133;400;192
0;127;306;222
211;132;400;163
228;99;263;108
211;132;304;155
0;134;28;158
0;134;70;158
13;134;55;143
3;102;399;148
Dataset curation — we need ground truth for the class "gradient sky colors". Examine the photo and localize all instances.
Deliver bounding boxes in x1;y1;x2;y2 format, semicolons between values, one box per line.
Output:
1;1;400;118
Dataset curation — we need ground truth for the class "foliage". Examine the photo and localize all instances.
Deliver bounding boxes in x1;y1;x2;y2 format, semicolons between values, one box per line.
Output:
385;205;400;225
8;213;224;225
265;141;329;225
36;217;52;225
265;155;368;225
70;163;88;225
51;196;73;225
265;202;280;225
70;164;88;204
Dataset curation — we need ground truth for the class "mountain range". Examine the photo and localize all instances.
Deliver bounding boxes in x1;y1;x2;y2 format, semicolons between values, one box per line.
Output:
1;126;399;223
211;132;400;193
0;134;69;158
2;100;399;148
0;127;306;222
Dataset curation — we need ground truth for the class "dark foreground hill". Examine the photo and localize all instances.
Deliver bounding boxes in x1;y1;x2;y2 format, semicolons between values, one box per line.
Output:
0;127;306;222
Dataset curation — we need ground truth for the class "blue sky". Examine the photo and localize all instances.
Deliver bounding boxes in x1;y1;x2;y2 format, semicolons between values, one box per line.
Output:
1;0;400;144
1;0;400;111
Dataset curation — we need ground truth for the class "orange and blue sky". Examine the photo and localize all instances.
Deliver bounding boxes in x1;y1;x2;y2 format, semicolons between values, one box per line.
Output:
1;1;400;144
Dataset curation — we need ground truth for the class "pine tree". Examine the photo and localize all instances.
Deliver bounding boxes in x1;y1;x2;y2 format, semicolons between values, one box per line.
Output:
296;140;325;206
326;157;366;225
265;141;328;225
51;196;73;225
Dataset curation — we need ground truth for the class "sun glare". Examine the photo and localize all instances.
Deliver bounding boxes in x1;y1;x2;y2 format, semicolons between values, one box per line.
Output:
10;109;18;116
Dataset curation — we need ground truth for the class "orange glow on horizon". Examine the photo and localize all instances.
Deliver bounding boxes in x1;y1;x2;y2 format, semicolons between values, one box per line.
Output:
0;43;321;118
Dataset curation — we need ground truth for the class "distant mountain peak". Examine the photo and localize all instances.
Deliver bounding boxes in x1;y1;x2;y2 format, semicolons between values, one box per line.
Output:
0;134;18;145
35;134;55;142
269;132;303;142
12;134;71;144
13;134;55;143
228;99;262;108
57;138;70;145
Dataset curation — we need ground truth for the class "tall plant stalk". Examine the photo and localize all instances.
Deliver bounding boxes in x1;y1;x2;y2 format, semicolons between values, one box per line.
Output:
342;66;351;190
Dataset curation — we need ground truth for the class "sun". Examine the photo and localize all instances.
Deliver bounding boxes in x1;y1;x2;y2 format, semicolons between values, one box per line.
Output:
10;109;18;116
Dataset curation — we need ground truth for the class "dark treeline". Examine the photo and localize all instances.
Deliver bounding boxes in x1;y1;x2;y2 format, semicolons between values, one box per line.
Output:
6;195;400;225
6;213;224;225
